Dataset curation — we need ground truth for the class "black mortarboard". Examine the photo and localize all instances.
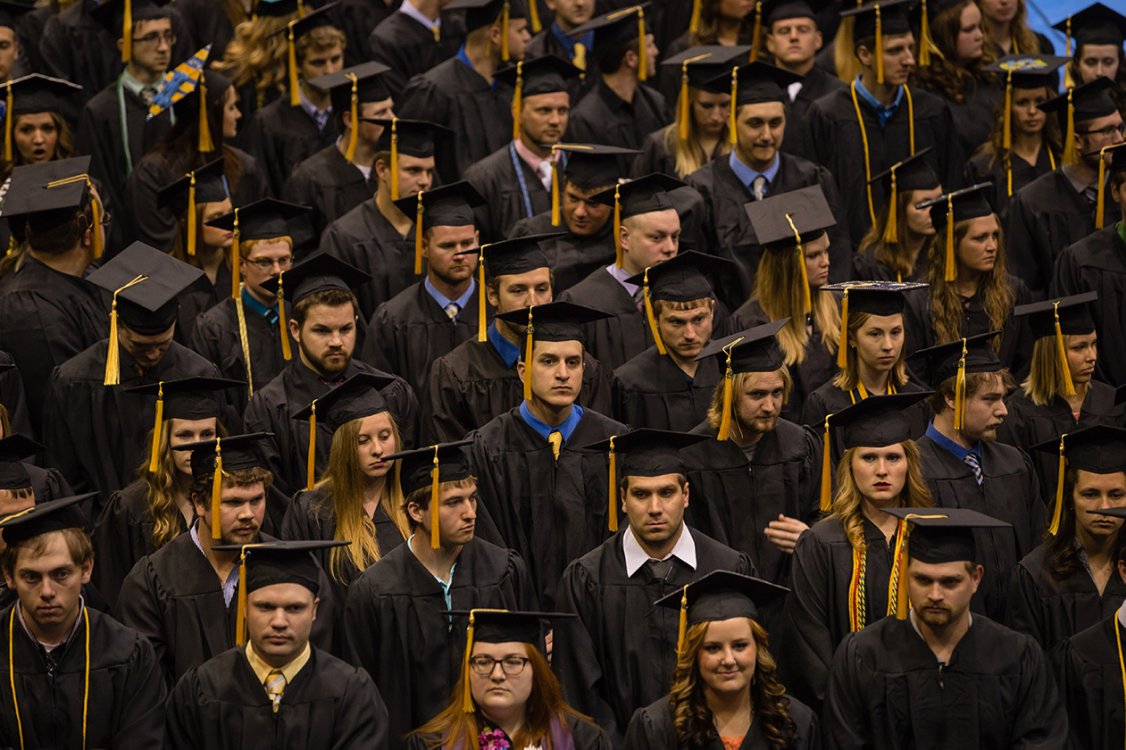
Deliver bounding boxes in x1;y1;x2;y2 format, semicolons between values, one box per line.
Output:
907;331;1001;432
0;1;32;31
473;232;557;279
495;301;610;400
0;434;41;491
1;158;95;244
90;0;173;58
3;73;81;119
828;391;933;449
882;507;1010;565
1039;77;1119;169
1053;3;1126;51
625;251;730;357
445;0;525;33
695;320;788;441
654;570;788;656
207;198;310;299
763;0;832;25
662;45;753;90
384;439;474;548
1032;423;1126;536
157;157;229;215
821;281;926;369
590;173;685;268
841;0;914;40
570;4;653;80
868;148;940;243
0;493;96;547
698;60;800;106
1014;292;1098;340
311;62;392;161
494;54;579;97
261;250;368;332
88;240;203;337
370;117;444;159
125;376;243;473
394;181;486;276
457;609;572;646
272;3;340;107
555;143;638;191
173;432;273;539
918;183;994;283
745;184;836;251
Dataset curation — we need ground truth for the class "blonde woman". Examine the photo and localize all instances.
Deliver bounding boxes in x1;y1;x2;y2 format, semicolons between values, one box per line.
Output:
217;1;299;120
785;392;934;710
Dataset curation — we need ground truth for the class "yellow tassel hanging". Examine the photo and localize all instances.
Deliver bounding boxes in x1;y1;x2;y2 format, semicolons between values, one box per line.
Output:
210;438;224;540
943;195;956;282
148;382;164;474
918;0;932;66
477;244;488;342
390;118;401;200
230;209;241;299
414;191;426;274
235;555;251;646
612;184;622;268
501;1;510;62
344;73;359;162
1048;435;1066;535
678;62;691;142
528;0;541;33
1065;17;1072;57
90;188;104;260
952;339;967;431
689;0;702;35
430;445;441;549
875;5;884;85
636;9;648;81
643;268;667;355
103;274;149;386
550;146;561;226
881;171;899;244
1096;147;1109;229
675;584;689;657
1002;71;1013;151
186;171;198;256
461;612;478;712
277;275;293;361
820;416;832;512
728;66;739;145
836;288;850;369
511;61;523;142
1063;89;1078;166
784;213;811;314
198;82;215;153
607;436;618;532
287;25;300;107
1054;301;1077;397
122;0;133;63
306;401;317;491
523;306;535;403
716;337;741;441
4;82;12;162
749;2;763;62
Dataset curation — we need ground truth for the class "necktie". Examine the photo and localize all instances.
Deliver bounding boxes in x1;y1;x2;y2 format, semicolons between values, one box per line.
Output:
752;175;768;201
536;161;553;191
572;42;586;71
444;302;460;320
547;430;562;460
264;669;286;713
141;87;157;105
962;452;983;487
646;558;673;581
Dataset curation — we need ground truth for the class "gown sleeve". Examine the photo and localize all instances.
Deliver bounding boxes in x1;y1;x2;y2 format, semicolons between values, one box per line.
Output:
1003;562;1047;646
783;529;836;709
331;667;389;750
822;634;871;750
112;633;169;749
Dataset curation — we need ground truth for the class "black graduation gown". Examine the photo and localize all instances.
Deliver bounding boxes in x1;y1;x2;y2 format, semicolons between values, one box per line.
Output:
557;267;655;372
243;359;419;496
553;527;755;740
175;0;244;59
176;263;235;346
851;242;930;282
0;604;167;749
408;715;612;750
525;24;595;102
1005;542;1126;651
165;646;389;750
397;56;514;184
319;198;417;322
623;693;820;750
464;142;553;242
188;297;290;414
566;80;671;168
343;538;531;749
360;280;485;396
1055;615;1126;750
116;530;337;685
281;144;374;246
611;346;720;431
1051;225;1126;386
0;257;106;436
824;614;1068;750
629;126;725;179
916;436;1046;622
0;350;31;438
508;210;616;294
247;97;340;197
368;10;462;103
997;382;1123;505
333;0;397;67
422;338;613;444
685;152;854;294
940;79;1002;160
42;340;223;501
782;64;848;160
469;406;627;606
1006;169;1120;296
964;146;1055;221
803;85;964;245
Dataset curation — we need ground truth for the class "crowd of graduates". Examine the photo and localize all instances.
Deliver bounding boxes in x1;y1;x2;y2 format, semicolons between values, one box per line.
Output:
1;0;1126;747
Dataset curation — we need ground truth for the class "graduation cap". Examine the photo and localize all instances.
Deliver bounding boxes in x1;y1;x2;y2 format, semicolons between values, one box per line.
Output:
908;330;1000;430
583;429;708;532
124;377;243;474
867;148;940;244
1092;142;1126;231
460;232;561;341
383;440;474;549
446;0;527;61
0;493;98;547
291;372;397;491
0;157;101;254
206;198;310;300
1039;76;1118;168
90;0;173;63
146;46;219;153
367;118;446;201
173;432;273;539
270;2;339;107
624;250;729;356
698;62;801;146
547;143;639;226
494;301;611;402
392;181;486;277
308;61;391;162
494;55;581;142
662;46;752;143
841;0;919;80
916;183;993;283
654;570;788;657
762;0;834;26
211;540;348;647
254;0;308;17
744;184;836;316
1032;424;1126;537
570;4;653;81
1052;3;1126;56
0;74;82;161
590;173;685;268
87;242;204;384
1013;291;1097;398
695;320;788;441
156;157;229;257
820;280;925;369
0;434;43;491
0;1;33;31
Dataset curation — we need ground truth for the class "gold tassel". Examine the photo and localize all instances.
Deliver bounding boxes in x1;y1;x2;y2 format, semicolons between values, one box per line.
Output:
888;519;910;619
636;9;648;81
918;0;932;66
211;437;223;540
390;118;400;200
230;209;241;299
820;416;832;512
414;192;425;275
523;306;534;403
461;612;478;712
1065;16;1072;57
1063;89;1078;166
186;171;198;256
90;188;104;260
612;185;622;268
881;171;898;244
288;26;300;107
430;445;441;549
103;274;149;386
235;551;249;644
344;73;359;162
306;401;317;491
1096;147;1109;229
1048;435;1066;535
784;213;811;314
550;146;561;226
689;0;702;34
678;62;690;142
511;61;523;142
4;81;12;162
529;0;541;33
728;66;738;145
277;275;293;361
643;268;666;355
875;6;884;85
122;0;133;63
607;436;618;532
943;195;956;282
716;337;741;441
953;339;967;431
1002;70;1012;151
501;1;510;62
837;288;850;369
1054;300;1077;397
148;382;164;474
676;584;689;657
198;82;214;153
749;2;763;62
477;244;488;342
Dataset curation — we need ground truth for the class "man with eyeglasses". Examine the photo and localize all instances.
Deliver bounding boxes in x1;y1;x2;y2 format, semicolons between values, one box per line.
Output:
78;0;176;218
1008;77;1125;298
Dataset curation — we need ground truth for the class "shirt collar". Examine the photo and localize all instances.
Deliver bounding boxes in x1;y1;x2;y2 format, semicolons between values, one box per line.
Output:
518;400;584;442
925;421;982;463
487;321;521;367
1119;599;1126;629
622;525;697;577
241;286;279;325
1061;164;1093;193
119;69;151;98
298;86;332;131
606;263;639;297
728;151;781;191
908;608;972;661
551;22;592;54
853;75;904;115
16;597;86;650
245;641;312;688
456;44;497;89
190;521;242;608
399;0;440;31
424;276;476;314
513;138;550;171
407;534;459;608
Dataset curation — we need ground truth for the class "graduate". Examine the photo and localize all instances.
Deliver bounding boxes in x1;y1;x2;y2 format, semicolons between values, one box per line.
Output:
0;495;168;749
423;232;613;444
116;432;337;685
43;242;228;502
464;54;580;242
686;60;852;293
0;158;108;437
189;198;308;413
248;5;344;196
345;440;531;749
1054;2;1126;111
524;0;595;90
368;0;463;104
469;301;626;605
824;508;1068;749
165;540;390;750
558;173;686;371
624;571;819;749
553;428;755;741
612;250;733;431
79;0;176;218
319;117;440;321
784;392;934;709
508;142;638;294
360;181;489;396
733;186;841;422
282;62;394;243
852;150;942;282
1006;425;1126;650
910;333;1047;622
409;609;610;750
92;376;240;608
243;251;419;496
998;293;1122;504
979;0;1053;58
802;0;963;245
1006;77;1124;296
397;0;530;183
217;0;303;127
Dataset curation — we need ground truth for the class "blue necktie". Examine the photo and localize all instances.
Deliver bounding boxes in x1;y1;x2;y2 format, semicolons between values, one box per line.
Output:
962;453;983;486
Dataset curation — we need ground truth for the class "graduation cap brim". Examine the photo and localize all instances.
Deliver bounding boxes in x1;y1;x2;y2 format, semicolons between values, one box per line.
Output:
0;156;94;222
983;55;1068;88
0;493;98;547
556;143;641;189
697;61;802;104
589;172;686;218
828;391;933;449
3;73;83;118
918;183;995;228
1053;3;1126;47
204;198;310;241
448;609;576;644
882;506;1012;565
653;570;789;625
584;428;709;478
866;147;940;191
291;372;398;425
368;118;450;158
87;241;205;334
213;540;349;597
173;432;274;480
493;54;582;96
384;439;475;498
1038;76;1118;124
907;331;1002;386
156;157;229;212
122;377;244;420
392;181;487;229
269;2;339;39
624;250;733;302
464;232;564;278
1030;424;1126;475
840;0;916;39
1013;291;1098;338
695;319;789;372
261;250;370;304
820;281;927;317
444;0;525;31
763;0;834;24
744;184;836;248
308;61;392;98
493;301;613;343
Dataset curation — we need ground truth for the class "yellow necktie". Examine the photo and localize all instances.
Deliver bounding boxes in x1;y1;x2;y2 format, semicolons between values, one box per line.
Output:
572;43;586;72
264;669;286;713
547;430;562;461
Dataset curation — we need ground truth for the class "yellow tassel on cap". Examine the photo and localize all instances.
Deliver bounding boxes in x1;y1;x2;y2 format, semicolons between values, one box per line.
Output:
728;66;739;145
943;195;956;283
1065;16;1072;57
678;62;691;142
511;61;523;142
636;8;648;81
689;0;702;34
836;288;850;369
607;436;618;531
952;339;967;431
148;382;164;475
198;82;214;153
676;584;689;657
784;213;811;315
612;184;622;268
875;5;884;85
306;400;317;491
881;170;899;244
1002;70;1013;152
461;610;480;712
344;73;359;162
4;81;12;162
287;25;300;107
277;274;293;361
716;336;742;441
749;2;763;62
230;209;241;299
820;415;832;512
918;0;932;66
122;0;133;63
1048;435;1066;535
414;191;426;275
186;171;198;256
1063;89;1078;166
477;243;488;342
551;145;561;226
210;437;224;540
103;274;149;386
643;268;667;356
390;118;400;200
528;0;541;33
1096;146;1110;230
523;306;535;403
1053;300;1077;397
501;1;511;62
233;543;264;646
430;445;441;549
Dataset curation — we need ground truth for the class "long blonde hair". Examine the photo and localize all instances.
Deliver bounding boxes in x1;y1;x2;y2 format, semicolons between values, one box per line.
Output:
857;188;936;282
661;88;732;178
926;217;1014;349
313;415;409;582
831;311;910;391
1020;334;1087;407
219;13;295;96
754;243;840;366
137;419;226;550
831;441;933;549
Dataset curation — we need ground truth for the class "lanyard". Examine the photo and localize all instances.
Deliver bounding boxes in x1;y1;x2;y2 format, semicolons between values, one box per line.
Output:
116;73;176;178
508;142;535;219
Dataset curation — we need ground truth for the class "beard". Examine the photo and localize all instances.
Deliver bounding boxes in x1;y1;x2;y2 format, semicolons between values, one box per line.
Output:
299;339;351;377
